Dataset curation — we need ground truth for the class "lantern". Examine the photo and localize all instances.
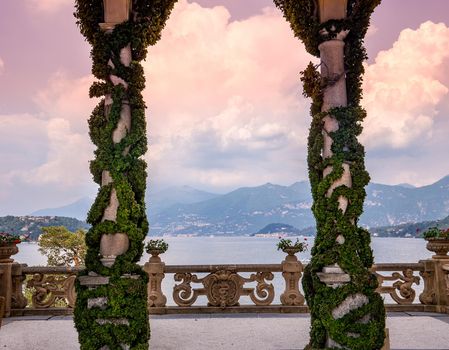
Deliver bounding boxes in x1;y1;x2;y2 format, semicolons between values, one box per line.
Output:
101;0;131;29
318;0;348;23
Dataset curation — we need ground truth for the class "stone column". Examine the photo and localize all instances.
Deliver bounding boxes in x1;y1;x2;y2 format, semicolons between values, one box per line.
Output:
98;41;133;268
74;1;152;348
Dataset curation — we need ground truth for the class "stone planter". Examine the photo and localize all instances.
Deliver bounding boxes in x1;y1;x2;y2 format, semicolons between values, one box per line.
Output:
282;247;303;256
147;249;165;263
0;242;20;263
426;238;449;259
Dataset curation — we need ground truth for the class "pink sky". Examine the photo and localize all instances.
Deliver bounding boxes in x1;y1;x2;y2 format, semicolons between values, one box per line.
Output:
1;0;449;215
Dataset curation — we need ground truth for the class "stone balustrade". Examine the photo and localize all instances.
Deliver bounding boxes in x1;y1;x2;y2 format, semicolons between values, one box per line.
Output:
1;250;448;317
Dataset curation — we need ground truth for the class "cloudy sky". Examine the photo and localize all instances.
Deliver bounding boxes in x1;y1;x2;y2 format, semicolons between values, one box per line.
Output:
1;0;449;215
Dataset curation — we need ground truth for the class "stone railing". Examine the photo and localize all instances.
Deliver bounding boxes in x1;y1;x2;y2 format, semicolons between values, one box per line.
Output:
2;249;448;317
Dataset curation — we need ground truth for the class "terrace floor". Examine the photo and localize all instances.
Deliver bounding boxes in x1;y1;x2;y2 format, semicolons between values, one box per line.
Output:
1;312;449;350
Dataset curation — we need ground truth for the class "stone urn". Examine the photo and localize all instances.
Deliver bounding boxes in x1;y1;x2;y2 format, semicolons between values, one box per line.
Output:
0;241;20;263
99;233;129;267
282;247;303;257
425;238;449;259
147;249;165;263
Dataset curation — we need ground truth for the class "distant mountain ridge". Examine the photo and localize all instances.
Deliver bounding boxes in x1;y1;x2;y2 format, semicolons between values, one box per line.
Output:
32;197;93;221
370;214;449;238
29;176;449;237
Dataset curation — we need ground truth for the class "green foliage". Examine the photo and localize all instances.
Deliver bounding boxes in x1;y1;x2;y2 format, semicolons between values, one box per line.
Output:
0;216;89;241
38;226;87;267
423;227;449;239
73;1;177;349
0;232;22;245
145;239;169;253
274;1;385;349
276;238;308;252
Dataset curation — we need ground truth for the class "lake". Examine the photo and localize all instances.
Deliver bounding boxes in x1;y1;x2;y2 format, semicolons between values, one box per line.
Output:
16;237;430;305
16;236;431;266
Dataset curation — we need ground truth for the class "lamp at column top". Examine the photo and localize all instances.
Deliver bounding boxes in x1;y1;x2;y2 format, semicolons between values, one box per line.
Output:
318;0;348;23
103;0;131;24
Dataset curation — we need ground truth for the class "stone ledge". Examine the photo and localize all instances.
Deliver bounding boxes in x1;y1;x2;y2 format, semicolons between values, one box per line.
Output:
78;275;110;286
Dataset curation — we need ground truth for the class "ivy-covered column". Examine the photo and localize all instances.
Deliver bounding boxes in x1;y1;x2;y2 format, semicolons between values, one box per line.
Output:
73;1;176;349
273;1;385;349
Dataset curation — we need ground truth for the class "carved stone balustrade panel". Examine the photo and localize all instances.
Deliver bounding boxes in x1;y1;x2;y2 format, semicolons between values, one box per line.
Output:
26;273;77;308
173;269;275;308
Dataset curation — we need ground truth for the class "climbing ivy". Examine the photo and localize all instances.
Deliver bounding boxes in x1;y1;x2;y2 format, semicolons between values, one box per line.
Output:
73;1;177;349
274;1;385;349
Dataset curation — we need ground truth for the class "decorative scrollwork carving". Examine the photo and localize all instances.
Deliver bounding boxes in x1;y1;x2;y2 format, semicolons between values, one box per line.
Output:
204;270;244;307
375;268;420;304
26;273;77;308
172;269;276;308
243;272;275;306
419;270;436;305
173;273;203;307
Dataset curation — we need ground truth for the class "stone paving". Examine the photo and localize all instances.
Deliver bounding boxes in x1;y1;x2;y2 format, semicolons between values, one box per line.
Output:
1;313;449;349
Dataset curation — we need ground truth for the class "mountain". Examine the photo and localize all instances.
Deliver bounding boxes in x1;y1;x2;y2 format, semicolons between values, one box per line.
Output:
363;176;449;227
150;176;449;236
396;183;416;189
147;186;219;216
31;197;93;221
255;223;302;235
370;214;449;238
0;216;90;241
28;176;449;237
149;182;314;235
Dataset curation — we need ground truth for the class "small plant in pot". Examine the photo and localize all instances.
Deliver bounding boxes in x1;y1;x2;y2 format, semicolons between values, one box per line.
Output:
423;227;449;259
277;238;308;256
0;232;22;246
145;239;169;257
0;232;24;263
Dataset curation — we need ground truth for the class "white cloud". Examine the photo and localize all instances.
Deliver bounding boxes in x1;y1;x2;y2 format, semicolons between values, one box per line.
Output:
4;3;449;216
362;21;449;148
26;0;71;13
143;0;313;189
33;72;97;133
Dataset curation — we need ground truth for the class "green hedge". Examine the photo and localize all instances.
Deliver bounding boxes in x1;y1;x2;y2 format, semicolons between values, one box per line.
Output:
274;1;385;349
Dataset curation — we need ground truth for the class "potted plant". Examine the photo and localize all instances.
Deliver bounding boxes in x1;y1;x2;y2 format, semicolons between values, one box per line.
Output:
0;232;22;263
423;227;449;259
145;239;169;257
277;238;308;256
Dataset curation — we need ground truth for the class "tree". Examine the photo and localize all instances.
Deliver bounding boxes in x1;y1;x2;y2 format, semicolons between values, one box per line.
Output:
38;226;86;267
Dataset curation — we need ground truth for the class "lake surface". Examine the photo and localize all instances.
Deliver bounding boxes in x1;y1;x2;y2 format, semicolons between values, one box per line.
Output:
16;236;431;266
16;237;430;306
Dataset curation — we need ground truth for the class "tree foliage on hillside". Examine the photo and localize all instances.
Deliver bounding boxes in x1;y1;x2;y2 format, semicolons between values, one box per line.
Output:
38;226;86;267
0;216;89;241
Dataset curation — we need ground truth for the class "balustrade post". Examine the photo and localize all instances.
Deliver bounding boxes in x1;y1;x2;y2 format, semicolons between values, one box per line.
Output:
0;262;13;317
11;263;27;310
144;252;167;307
442;263;449;314
280;251;305;306
419;259;449;312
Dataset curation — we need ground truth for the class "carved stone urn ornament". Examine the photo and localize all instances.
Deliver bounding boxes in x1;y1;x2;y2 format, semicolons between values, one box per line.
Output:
425;237;449;259
0;242;20;263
